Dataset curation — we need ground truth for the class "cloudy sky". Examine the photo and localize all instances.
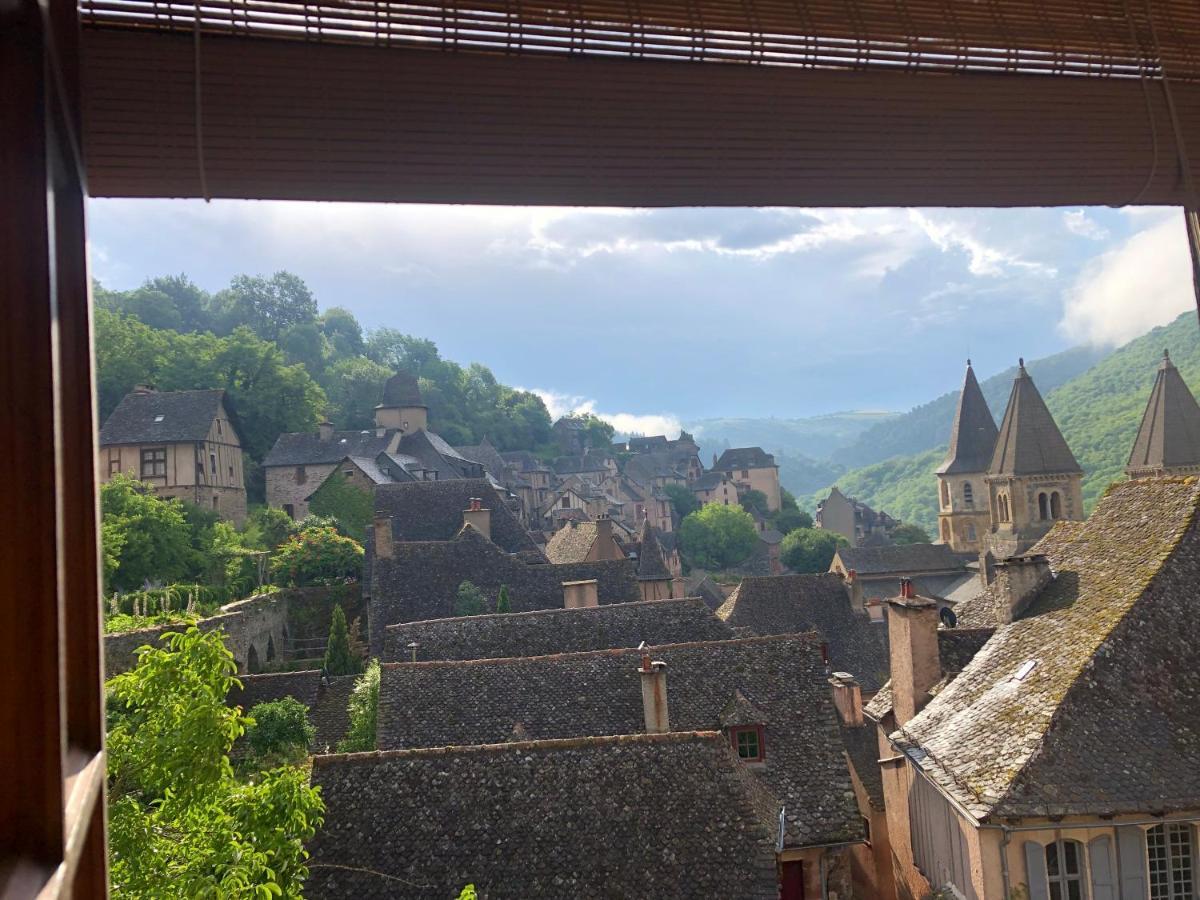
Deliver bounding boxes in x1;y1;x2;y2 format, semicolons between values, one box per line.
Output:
88;200;1192;433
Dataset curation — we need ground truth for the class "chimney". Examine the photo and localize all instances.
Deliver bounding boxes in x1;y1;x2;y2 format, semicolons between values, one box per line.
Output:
993;554;1051;624
373;516;393;560
637;654;670;733
562;579;599;609
595;514;613;547
844;568;864;613
133;383;156;395
887;579;941;727
462;498;491;541
318;420;334;441
406;641;420;663
979;550;996;588
376;426;387;438
829;672;864;727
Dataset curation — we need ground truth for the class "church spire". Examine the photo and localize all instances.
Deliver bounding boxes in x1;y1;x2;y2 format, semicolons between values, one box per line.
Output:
1126;350;1200;478
989;361;1081;477
937;360;998;476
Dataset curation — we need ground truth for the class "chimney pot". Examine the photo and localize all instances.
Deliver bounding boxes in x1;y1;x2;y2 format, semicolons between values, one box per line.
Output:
829;672;864;727
462;501;492;541
638;658;670;733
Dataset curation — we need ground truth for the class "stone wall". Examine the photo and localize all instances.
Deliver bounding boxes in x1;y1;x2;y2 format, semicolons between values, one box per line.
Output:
265;462;337;519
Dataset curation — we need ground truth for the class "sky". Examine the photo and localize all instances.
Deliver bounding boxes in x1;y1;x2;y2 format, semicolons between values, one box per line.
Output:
87;200;1194;435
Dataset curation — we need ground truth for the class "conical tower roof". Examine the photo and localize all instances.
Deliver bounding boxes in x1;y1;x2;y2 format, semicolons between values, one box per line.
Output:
378;371;425;408
636;518;671;581
1127;350;1200;476
936;360;999;475
989;360;1081;476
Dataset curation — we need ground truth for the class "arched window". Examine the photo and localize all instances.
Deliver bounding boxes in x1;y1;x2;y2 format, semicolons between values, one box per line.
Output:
999;494;1010;523
940;481;951;509
1045;838;1087;900
247;644;261;674
967;523;977;542
941;520;951;542
1050;492;1063;520
963;482;974;506
1147;824;1194;899
1038;492;1049;520
266;634;276;662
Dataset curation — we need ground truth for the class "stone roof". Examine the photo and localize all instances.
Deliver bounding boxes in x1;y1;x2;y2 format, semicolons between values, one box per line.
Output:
369;527;639;654
716;574;890;693
552;454;608;475
396;430;483;480
498;449;548;472
306;732;781;899
936;361;999;476
898;477;1200;819
691;471;730;491
834;542;965;577
543;520;601;564
227;670;359;751
623;451;688;485
265;428;397;468
861;627;994;724
378;371;424;408
686;572;729;611
374;479;536;553
99;388;232;445
376;633;861;847
988;360;1082;476
841;723;885;812
1127;350;1200;476
452;438;509;481
636;518;672;581
713;446;777;471
383;597;732;662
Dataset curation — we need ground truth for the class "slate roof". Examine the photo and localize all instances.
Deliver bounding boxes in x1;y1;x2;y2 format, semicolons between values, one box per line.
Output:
543;520;602;564
265;429;397;467
714;447;777;470
552;454;608;475
623;451;687;485
686;572;729;611
306;732;781;899
373;479;536;553
383;597;732;662
227;670;359;751
716;574;890;693
498;449;548;472
834;543;965;577
691;471;730;491
897;477;1200;819
452;438;509;481
1127;350;1200;476
937;361;999;475
99;389;232;445
376;633;861;847
636;518;672;580
378;371;424;407
861;627;994;724
988;360;1082;476
396;430;483;480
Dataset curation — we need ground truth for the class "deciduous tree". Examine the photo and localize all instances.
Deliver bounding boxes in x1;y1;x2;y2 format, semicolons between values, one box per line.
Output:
677;504;759;570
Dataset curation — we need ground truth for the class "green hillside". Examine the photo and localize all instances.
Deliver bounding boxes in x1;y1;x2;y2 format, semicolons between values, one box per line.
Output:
689;411;895;463
810;312;1200;533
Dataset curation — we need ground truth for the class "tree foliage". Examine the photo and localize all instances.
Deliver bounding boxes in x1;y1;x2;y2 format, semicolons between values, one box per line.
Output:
740;489;770;518
455;580;486;616
779;528;847;574
323;604;364;676
246;698;315;759
337;659;381;753
101;475;195;590
107;627;323;898
677;504;759;570
496;584;512;614
308;471;374;543
270;526;364;587
662;483;700;519
890;523;932;545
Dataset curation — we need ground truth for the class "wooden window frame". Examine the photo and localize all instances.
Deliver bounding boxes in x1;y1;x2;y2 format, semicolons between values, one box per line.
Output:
729;725;766;763
139;446;167;479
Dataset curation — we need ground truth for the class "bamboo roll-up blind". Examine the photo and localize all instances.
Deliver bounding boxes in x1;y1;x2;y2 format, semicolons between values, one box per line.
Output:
79;0;1200;79
81;27;1200;206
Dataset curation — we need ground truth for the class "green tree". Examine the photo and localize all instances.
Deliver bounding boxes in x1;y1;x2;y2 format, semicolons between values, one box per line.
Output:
455;580;486;616
337;659;380;752
245;505;297;550
107;627;323;897
496;584;512;614
270;526;364;587
323;604;364;676
364;328;441;376
663;483;700;519
322;355;392;429
740;489;770;518
320;306;365;358
561;412;614;449
677;504;759;570
278;321;329;374
308;471;374;543
246;697;315;759
772;507;813;534
890;523;933;545
213;271;318;341
779;527;848;574
101;475;195;590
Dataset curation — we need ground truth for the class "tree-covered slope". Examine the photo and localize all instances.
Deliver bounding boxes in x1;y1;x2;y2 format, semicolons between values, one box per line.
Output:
809;312;1200;533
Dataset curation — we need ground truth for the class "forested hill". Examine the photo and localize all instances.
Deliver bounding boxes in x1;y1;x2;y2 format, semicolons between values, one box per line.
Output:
810;311;1200;533
93;272;557;473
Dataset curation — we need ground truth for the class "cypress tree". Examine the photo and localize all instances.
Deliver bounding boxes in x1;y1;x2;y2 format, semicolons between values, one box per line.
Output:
496;584;511;614
323;604;362;675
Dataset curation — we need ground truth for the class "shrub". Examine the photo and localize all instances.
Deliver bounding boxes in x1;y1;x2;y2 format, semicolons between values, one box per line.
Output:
323;604;363;676
246;697;314;758
270;525;363;586
337;659;380;753
455;580;486;616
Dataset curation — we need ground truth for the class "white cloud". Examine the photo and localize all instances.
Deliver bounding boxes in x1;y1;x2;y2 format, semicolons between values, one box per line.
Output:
1058;213;1192;346
1062;209;1110;241
908;210;1055;277
521;387;682;438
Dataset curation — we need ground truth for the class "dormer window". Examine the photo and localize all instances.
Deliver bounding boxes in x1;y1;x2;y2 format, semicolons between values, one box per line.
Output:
729;725;765;762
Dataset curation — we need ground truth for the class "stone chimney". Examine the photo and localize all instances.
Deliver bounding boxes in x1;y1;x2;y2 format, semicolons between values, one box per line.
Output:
993;554;1051;624
595;514;613;547
373;516;393;560
133;383;156;395
979;549;996;588
637;653;670;733
844;568;863;613
318;420;334;441
462;497;491;541
562;579;599;609
887;578;941;727
829;672;864;727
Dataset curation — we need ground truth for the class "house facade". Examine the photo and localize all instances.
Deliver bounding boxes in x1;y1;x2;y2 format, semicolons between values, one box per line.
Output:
691;470;741;506
713;446;782;511
98;386;247;524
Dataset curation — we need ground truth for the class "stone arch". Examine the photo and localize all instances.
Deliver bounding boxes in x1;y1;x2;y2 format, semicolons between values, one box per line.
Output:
1050;491;1062;519
266;634;276;662
1038;492;1049;520
940;481;951;509
247;643;261;674
940;519;951;542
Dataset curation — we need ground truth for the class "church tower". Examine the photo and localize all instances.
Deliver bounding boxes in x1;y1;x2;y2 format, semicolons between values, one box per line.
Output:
935;360;998;553
374;372;428;434
1126;350;1200;479
985;360;1084;556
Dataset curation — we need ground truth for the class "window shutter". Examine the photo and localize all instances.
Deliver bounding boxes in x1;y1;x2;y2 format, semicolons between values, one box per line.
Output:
1089;835;1117;900
1024;841;1049;900
1116;826;1148;900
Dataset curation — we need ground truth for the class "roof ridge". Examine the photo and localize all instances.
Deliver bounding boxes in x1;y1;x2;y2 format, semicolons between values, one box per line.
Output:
382;596;707;630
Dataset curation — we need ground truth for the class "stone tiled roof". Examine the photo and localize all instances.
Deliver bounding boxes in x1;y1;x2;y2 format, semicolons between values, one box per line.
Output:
1127;351;1200;476
377;633;861;847
452;438;509;481
691;471;729;491
899;477;1200;819
834;543;965;577
543;520;600;564
714;447;777;470
624;451;687;485
396;430;482;480
841;723;885;812
936;362;999;476
716;574;890;693
306;732;781;899
382;597;732;662
369;527;639;654
498;449;548;472
227;670;359;751
686;573;729;611
99;389;231;445
862;628;994;725
374;479;536;553
988;361;1082;476
378;371;424;407
552;454;608;475
636;518;671;580
265;429;397;467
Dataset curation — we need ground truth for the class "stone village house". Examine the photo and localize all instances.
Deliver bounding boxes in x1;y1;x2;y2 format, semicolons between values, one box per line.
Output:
713;446;783;512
